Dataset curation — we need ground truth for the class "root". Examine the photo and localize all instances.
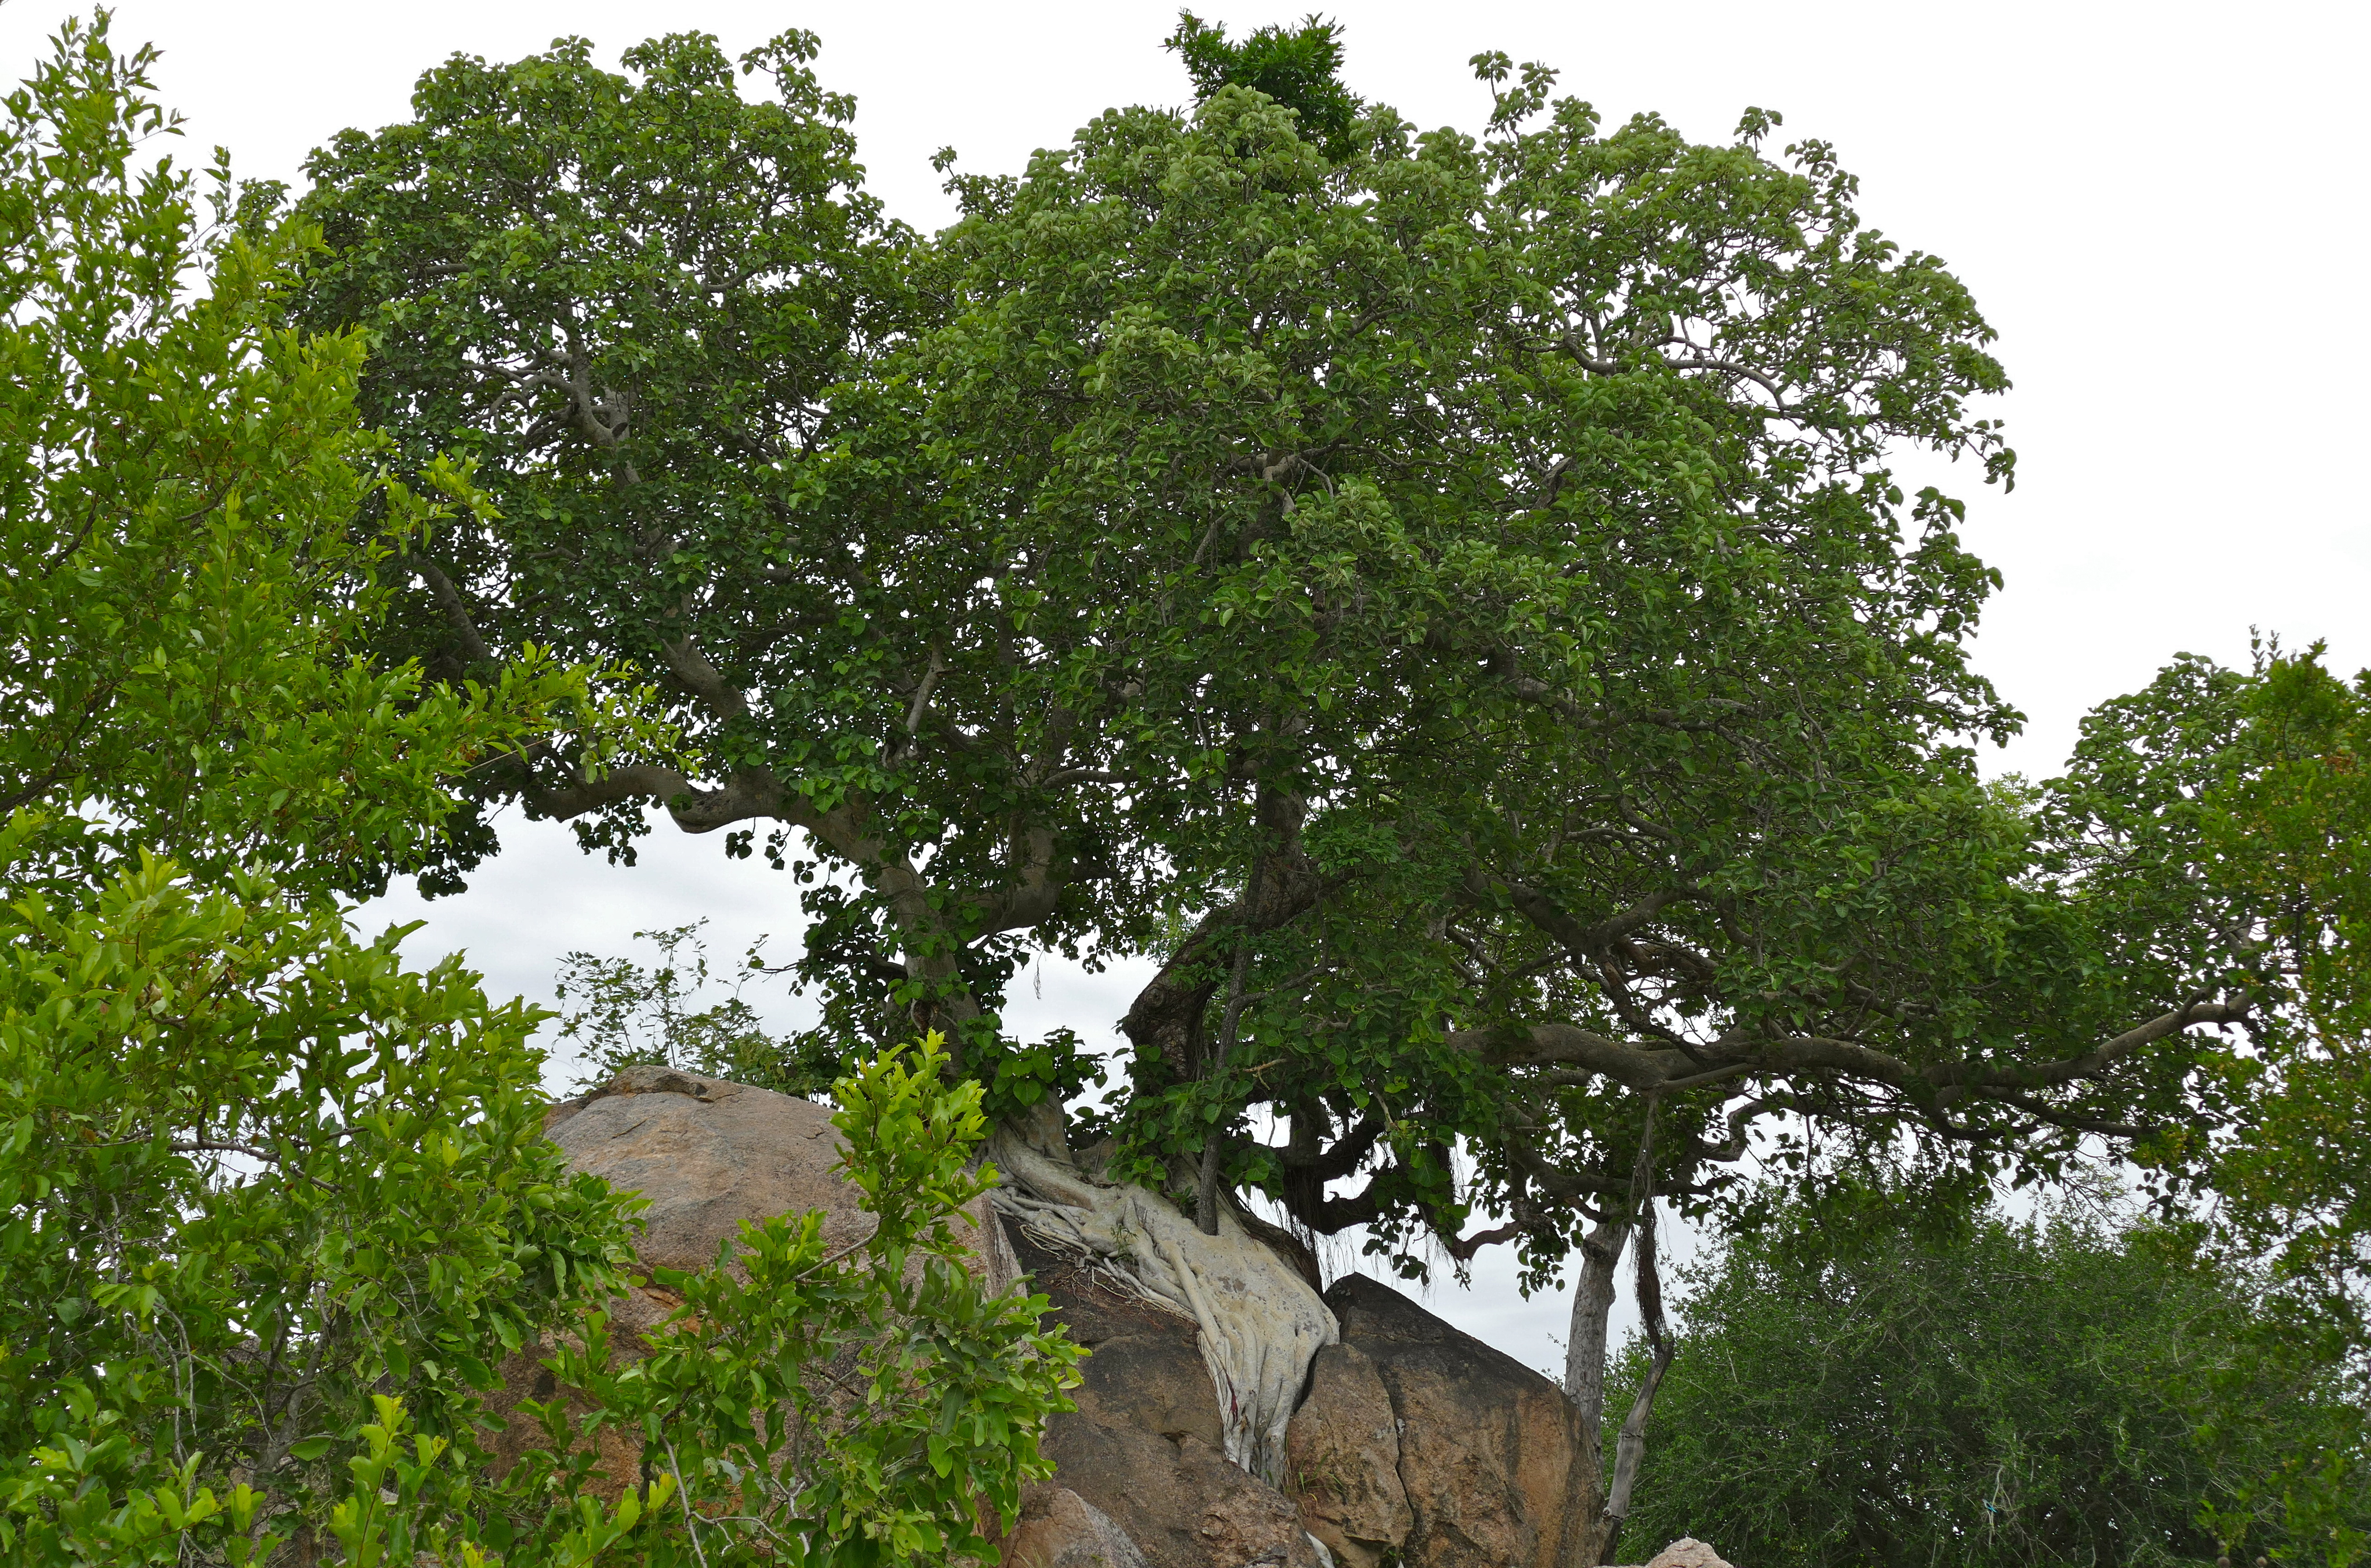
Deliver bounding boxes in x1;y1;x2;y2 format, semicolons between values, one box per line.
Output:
990;1135;1337;1485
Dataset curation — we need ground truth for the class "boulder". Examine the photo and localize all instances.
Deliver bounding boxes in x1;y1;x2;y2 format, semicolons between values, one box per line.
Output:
1322;1275;1579;1568
1641;1540;1735;1568
511;1069;1605;1568
1042;1413;1324;1568
544;1063;1013;1279
550;1066;864;1269
1284;1344;1411;1568
491;1065;1017;1499
1002;1486;1151;1568
1004;1209;1225;1451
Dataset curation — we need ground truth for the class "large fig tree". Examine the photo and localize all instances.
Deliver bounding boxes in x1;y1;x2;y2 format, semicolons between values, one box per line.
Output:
293;21;2265;1556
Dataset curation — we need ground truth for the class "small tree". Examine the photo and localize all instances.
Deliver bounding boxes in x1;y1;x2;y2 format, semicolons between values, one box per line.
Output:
0;19;1075;1563
2046;643;2371;1563
1610;1198;2368;1568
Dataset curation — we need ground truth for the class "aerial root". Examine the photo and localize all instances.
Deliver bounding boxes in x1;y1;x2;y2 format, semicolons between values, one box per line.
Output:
988;1134;1337;1484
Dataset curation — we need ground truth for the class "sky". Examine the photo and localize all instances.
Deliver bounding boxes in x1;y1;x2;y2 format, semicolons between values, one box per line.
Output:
9;0;2361;1375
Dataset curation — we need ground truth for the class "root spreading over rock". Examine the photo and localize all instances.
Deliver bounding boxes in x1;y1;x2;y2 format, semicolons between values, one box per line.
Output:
989;1135;1337;1484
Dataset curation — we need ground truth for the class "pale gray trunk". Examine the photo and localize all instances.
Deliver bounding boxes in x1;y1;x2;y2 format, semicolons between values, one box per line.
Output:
1562;1214;1634;1445
1551;1106;1664;1568
1552;1214;1630;1568
1596;1197;1673;1566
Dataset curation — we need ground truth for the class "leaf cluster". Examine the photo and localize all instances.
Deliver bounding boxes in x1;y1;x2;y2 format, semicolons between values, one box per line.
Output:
1;19;1077;1563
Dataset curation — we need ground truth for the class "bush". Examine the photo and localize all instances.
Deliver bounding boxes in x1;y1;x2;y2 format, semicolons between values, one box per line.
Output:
1615;1202;2369;1568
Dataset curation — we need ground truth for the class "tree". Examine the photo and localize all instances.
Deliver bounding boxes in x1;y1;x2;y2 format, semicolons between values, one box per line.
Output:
0;18;636;1558
1607;1198;2367;1568
2045;643;2371;1563
551;919;851;1095
292;22;2274;1559
1163;12;1363;158
0;23;619;905
0;19;1074;1563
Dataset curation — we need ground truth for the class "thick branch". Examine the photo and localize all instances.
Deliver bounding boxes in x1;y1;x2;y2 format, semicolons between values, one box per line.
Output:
400;555;494;667
1454;996;2248;1108
656;634;751;722
519;759;785;836
1926;1000;2248;1092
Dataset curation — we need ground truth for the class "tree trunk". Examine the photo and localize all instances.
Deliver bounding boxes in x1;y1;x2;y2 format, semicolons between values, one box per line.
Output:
1597;1198;1673;1565
1551;1212;1631;1568
1197;849;1269;1233
1553;1108;1672;1568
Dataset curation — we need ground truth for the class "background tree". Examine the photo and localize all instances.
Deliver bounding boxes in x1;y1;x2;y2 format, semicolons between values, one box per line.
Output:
551;920;856;1095
2044;643;2371;1562
1609;1196;2368;1568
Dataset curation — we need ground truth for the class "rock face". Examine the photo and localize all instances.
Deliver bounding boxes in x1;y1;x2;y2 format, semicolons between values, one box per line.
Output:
1322;1275;1581;1568
512;1065;1597;1568
1042;1417;1323;1568
1284;1345;1411;1568
1008;1217;1319;1568
1003;1487;1152;1568
546;1065;860;1271
1006;1214;1227;1451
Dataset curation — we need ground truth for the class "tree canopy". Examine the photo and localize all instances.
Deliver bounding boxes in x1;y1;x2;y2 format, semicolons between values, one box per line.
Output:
281;18;2364;1563
291;15;2258;1260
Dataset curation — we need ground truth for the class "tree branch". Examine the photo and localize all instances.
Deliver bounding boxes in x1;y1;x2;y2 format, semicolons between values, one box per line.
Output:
656;634;751;722
398;554;494;667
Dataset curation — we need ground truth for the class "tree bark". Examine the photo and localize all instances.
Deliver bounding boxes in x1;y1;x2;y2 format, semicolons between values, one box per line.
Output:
1552;1213;1631;1568
1196;849;1269;1233
1552;1106;1662;1568
1597;1198;1673;1565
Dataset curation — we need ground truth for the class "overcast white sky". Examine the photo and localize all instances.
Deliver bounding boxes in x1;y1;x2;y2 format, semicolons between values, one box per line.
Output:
10;0;2362;1371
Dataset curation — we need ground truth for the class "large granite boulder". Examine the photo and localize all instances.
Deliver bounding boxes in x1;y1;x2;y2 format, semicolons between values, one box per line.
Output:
543;1064;1025;1275
506;1067;1589;1568
1040;1415;1324;1568
1321;1275;1581;1568
543;1065;866;1270
543;1063;1015;1280
1284;1343;1412;1568
491;1065;1015;1498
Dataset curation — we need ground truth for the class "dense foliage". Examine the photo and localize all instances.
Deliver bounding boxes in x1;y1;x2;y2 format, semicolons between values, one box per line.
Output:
7;4;2356;1560
0;20;1074;1564
284;17;2213;1259
2046;644;2371;1556
282;22;2369;1558
0;20;615;903
1613;1200;2370;1568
